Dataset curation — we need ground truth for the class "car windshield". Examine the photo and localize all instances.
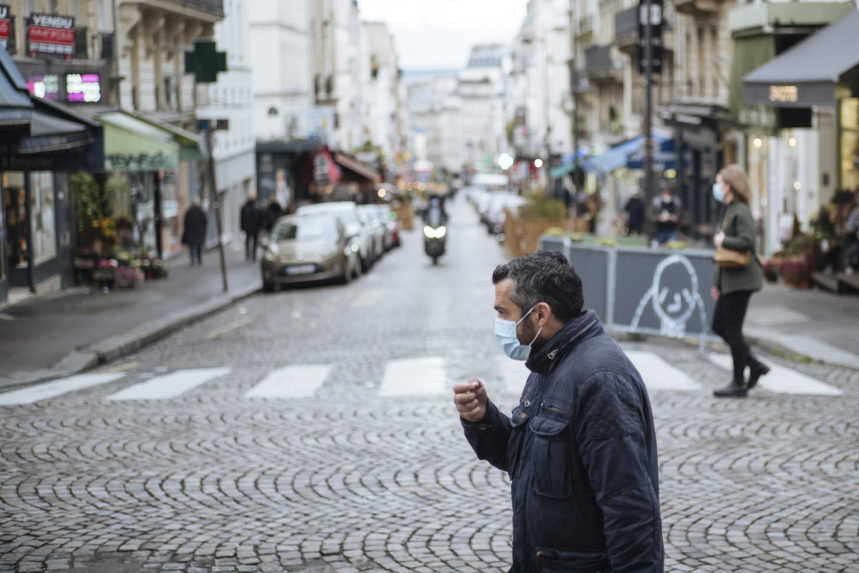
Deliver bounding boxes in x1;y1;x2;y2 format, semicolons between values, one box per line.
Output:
273;218;337;242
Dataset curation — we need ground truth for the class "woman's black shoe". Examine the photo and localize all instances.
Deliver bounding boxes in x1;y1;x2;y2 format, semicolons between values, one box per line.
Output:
713;379;748;398
747;363;770;390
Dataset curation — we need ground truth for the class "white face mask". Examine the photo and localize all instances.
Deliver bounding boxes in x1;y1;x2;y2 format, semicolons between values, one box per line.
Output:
494;305;543;361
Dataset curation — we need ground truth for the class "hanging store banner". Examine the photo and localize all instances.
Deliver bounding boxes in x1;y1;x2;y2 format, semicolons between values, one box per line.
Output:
0;5;12;51
28;13;75;59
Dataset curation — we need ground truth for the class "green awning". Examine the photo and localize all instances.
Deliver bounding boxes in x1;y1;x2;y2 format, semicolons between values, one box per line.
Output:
99;111;180;172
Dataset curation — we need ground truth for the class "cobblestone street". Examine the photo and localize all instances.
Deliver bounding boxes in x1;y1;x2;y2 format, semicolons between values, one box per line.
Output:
1;198;857;573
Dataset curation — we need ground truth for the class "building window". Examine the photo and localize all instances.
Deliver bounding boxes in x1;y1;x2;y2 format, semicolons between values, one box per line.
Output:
164;76;172;108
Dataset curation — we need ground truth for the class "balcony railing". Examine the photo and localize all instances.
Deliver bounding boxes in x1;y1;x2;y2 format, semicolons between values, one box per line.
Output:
615;6;638;40
179;0;224;16
585;45;613;72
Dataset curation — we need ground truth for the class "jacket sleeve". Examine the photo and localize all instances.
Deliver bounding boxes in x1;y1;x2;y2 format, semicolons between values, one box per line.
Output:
721;208;755;253
460;400;512;472
576;373;663;573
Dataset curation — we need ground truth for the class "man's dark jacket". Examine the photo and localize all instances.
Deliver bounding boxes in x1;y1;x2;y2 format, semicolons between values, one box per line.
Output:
240;201;262;235
182;206;207;245
462;310;663;572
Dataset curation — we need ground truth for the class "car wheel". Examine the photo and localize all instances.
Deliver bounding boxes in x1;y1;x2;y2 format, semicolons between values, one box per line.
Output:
432;255;439;265
353;256;362;278
262;281;275;293
340;263;352;285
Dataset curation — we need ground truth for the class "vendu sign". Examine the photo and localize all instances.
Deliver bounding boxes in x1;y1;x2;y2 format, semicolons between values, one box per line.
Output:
28;13;75;58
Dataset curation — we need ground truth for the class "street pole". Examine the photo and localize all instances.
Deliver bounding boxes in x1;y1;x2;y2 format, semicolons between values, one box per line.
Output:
569;0;579;174
643;0;655;242
206;127;228;293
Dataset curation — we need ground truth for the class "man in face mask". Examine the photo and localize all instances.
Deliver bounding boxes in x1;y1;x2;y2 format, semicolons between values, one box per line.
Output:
453;251;664;573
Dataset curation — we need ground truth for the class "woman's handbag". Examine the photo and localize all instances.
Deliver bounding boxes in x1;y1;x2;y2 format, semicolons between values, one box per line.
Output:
714;247;751;269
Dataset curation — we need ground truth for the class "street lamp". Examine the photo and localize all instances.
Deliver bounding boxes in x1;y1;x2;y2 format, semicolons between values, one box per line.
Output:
534;158;544;169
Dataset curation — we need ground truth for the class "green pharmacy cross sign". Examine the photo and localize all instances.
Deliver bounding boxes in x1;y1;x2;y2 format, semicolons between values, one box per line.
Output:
184;39;227;84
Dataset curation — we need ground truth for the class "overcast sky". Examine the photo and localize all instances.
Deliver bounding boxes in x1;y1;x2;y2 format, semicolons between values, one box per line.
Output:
359;0;527;70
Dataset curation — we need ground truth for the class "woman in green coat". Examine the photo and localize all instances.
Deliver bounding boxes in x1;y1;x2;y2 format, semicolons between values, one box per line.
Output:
711;164;769;398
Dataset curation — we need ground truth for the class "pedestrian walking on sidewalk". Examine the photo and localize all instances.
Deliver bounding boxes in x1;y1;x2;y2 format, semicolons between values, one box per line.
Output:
711;165;769;398
240;194;263;262
182;201;207;266
264;198;284;233
453;251;664;573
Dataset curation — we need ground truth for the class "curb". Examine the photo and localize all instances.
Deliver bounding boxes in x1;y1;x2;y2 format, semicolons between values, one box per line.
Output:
0;283;260;392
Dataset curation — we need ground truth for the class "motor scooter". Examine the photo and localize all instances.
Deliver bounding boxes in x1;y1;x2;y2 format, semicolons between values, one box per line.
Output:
423;205;447;265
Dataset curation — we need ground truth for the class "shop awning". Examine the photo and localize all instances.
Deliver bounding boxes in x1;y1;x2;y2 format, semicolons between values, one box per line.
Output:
589;133;673;173
135;112;204;161
0;48;33;135
550;150;590;178
98;111;180;172
17;103;97;154
334;152;381;183
743;9;859;108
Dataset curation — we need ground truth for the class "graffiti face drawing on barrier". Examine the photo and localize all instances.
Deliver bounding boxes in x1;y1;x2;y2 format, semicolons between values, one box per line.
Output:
631;254;707;338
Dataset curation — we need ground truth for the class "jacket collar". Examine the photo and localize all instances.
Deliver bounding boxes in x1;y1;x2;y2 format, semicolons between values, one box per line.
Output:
525;309;601;374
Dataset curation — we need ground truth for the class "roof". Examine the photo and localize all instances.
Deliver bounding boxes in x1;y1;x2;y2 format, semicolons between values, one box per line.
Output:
743;9;859;107
0;49;33;133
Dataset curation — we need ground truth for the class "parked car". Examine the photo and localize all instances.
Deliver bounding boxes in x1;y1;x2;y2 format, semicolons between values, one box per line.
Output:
357;204;386;262
374;204;401;249
297;202;374;272
485;193;527;235
260;214;361;291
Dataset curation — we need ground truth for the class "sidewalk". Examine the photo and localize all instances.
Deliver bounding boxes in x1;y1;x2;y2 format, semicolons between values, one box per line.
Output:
0;242;261;390
748;282;859;369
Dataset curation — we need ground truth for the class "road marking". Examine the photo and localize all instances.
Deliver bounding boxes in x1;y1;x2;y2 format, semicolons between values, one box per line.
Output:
707;354;842;396
380;357;447;396
105;367;230;401
352;287;385;309
245;365;332;398
100;361;139;373
626;350;702;391
496;355;530;395
207;317;252;339
0;373;126;406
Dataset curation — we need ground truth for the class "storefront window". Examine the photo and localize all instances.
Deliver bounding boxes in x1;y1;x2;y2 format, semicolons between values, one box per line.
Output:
840;98;859;190
3;173;27;269
30;172;56;265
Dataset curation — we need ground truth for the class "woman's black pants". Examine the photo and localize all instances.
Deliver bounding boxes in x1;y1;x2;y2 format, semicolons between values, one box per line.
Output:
712;290;754;381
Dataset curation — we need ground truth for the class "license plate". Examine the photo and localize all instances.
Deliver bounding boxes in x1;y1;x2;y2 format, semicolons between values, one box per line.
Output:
285;264;316;275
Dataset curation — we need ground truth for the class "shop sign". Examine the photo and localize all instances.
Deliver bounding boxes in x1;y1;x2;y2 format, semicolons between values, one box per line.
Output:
105;152;174;172
0;4;12;50
26;74;60;101
28;13;75;58
65;73;101;103
769;85;798;103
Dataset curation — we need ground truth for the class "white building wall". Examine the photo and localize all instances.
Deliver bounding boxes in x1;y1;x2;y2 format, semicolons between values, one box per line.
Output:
250;0;312;141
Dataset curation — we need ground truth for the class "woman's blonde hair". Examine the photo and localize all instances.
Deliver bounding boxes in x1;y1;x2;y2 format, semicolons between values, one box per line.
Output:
718;164;751;203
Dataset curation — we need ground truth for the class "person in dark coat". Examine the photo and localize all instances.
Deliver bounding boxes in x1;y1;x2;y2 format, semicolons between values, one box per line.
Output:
624;190;645;235
182;201;207;266
453;251;664;573
652;185;680;245
264;198;284;233
240;194;263;262
711;164;768;398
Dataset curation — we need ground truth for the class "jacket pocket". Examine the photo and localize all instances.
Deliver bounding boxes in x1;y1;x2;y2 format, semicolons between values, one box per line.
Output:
530;415;573;499
536;547;608;572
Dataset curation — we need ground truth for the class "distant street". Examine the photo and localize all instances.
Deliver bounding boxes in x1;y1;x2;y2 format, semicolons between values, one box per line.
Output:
1;197;857;573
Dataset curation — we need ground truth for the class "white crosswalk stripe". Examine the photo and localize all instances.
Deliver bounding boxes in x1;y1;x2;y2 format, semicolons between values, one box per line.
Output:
0;350;846;407
707;354;842;396
104;368;230;401
379;357;447;396
245;365;331;398
0;373;126;406
626;350;702;392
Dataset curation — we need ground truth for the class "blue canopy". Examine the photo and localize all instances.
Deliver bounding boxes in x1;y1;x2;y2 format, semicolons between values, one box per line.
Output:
589;135;674;173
